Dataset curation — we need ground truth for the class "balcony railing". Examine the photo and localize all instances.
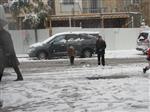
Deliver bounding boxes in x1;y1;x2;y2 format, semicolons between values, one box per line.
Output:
83;7;108;13
82;5;141;14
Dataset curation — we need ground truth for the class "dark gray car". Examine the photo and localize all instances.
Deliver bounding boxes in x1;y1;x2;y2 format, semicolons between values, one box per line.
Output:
28;32;98;59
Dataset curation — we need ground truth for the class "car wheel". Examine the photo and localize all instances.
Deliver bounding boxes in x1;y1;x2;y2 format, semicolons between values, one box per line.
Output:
37;51;47;59
83;50;92;58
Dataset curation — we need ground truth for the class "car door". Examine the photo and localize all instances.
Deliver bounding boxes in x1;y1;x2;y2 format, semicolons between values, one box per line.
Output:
66;34;79;45
66;34;82;55
80;34;95;46
50;34;67;57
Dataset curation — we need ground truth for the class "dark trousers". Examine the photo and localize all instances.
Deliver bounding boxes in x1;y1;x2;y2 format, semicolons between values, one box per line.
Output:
13;65;23;79
69;56;74;65
0;65;23;81
97;54;105;66
0;66;4;81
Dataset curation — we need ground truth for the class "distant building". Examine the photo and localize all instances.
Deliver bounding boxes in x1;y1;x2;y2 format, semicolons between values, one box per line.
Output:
141;0;150;26
1;0;150;29
50;0;142;28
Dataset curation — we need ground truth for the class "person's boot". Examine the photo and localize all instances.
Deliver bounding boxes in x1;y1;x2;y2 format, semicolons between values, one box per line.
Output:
143;67;148;73
102;62;105;66
0;75;2;82
13;66;23;81
0;77;2;82
0;100;3;108
14;75;23;81
14;78;23;81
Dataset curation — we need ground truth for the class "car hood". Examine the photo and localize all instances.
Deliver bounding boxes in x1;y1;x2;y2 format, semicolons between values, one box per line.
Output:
29;42;44;48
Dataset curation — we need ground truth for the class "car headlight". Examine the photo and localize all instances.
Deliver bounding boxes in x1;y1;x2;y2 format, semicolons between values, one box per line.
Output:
28;47;36;53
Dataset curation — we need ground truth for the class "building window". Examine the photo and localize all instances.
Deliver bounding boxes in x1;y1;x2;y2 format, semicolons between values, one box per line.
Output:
131;0;141;4
62;0;74;4
90;0;98;13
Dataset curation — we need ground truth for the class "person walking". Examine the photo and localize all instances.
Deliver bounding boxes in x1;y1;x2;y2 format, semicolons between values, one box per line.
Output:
96;35;106;66
0;19;23;81
143;48;150;73
67;45;75;65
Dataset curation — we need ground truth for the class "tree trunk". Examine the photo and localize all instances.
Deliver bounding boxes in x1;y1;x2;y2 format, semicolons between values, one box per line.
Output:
34;28;38;42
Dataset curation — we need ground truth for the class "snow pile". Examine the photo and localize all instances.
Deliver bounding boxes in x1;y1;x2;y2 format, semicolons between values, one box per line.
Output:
105;50;144;59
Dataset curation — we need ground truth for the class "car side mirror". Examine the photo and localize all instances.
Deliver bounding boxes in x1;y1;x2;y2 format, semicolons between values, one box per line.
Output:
51;41;55;45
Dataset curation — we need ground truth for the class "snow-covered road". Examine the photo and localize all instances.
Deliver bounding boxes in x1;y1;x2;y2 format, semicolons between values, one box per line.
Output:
18;50;145;69
0;63;149;112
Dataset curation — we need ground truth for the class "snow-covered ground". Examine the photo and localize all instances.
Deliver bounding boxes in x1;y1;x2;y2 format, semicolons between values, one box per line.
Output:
105;50;144;59
0;50;149;112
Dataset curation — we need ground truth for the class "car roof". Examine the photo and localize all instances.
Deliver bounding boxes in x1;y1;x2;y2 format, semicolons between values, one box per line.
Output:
53;31;99;36
141;30;150;34
43;31;98;44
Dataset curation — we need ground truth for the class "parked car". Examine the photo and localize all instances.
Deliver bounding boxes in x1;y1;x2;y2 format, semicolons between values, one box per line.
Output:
136;30;150;54
28;32;99;59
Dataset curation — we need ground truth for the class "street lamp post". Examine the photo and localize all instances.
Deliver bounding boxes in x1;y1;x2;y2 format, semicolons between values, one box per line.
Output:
69;16;72;28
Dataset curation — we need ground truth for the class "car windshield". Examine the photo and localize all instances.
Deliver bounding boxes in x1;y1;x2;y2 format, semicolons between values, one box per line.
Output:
79;33;96;38
42;34;63;44
138;33;148;41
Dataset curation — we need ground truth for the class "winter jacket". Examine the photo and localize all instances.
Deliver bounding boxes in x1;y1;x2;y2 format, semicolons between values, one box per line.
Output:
147;48;150;61
0;29;19;67
0;48;5;69
96;39;106;55
67;46;75;57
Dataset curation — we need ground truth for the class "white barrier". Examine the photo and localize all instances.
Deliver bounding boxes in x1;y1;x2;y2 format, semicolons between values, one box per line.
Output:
9;29;49;54
9;28;141;54
52;27;141;50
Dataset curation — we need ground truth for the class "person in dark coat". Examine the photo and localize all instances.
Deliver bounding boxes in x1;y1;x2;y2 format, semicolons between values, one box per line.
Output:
96;35;106;66
67;45;75;65
0;20;23;81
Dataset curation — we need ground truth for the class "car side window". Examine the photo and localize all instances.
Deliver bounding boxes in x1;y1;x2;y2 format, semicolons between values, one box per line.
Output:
80;34;92;40
138;33;148;41
90;34;99;37
66;34;79;42
53;35;66;44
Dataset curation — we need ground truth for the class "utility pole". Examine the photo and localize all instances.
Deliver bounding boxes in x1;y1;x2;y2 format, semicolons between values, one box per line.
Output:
131;16;134;28
69;16;72;29
101;16;104;28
